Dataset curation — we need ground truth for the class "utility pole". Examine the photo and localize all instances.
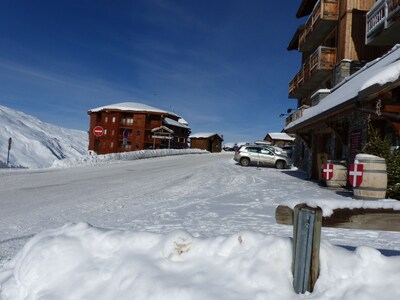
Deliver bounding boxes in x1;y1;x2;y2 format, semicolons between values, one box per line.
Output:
7;137;12;166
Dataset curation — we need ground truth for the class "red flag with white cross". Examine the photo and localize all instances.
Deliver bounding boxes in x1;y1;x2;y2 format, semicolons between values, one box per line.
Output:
322;164;334;180
349;164;364;187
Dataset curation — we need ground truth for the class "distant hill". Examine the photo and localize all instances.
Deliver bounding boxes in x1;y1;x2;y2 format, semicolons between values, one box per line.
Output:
0;104;88;168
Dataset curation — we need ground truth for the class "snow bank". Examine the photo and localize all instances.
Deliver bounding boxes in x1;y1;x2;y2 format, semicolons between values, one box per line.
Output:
1;223;399;299
51;148;209;168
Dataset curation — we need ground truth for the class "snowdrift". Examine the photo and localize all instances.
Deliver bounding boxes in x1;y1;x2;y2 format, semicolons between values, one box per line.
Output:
1;223;399;300
51;148;209;168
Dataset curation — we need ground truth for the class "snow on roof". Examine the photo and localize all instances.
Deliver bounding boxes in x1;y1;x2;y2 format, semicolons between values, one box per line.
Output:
361;59;400;91
178;118;188;126
189;132;222;139
88;102;180;118
267;133;295;141
286;45;400;130
164;117;189;129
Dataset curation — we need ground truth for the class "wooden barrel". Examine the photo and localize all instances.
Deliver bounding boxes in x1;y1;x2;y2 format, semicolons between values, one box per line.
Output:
353;154;387;200
325;160;347;188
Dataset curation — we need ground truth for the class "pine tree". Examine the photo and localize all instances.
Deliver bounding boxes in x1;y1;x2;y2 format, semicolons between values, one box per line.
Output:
362;128;400;200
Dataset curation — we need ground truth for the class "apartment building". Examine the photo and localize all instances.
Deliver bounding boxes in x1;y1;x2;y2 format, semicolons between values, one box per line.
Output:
285;0;400;179
88;102;190;154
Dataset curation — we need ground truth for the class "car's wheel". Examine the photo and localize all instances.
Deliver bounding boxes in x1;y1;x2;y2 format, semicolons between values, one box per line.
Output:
240;157;250;167
275;160;286;169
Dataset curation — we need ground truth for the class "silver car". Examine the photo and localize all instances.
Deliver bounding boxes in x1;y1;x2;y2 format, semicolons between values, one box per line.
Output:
234;145;291;169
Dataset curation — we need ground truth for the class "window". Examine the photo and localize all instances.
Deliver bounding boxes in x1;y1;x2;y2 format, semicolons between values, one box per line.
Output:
127;118;133;125
111;130;115;136
104;129;107;135
122;129;131;138
112;117;116;123
260;149;272;155
136;130;141;136
247;147;260;153
104;116;108;123
121;118;126;125
110;142;114;148
102;142;106;149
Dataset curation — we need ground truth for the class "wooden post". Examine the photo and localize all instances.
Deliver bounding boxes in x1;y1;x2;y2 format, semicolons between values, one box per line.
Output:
276;203;400;294
292;204;322;294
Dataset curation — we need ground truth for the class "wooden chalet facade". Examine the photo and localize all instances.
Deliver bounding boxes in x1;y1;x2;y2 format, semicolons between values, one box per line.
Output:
189;133;224;153
285;0;400;179
88;102;190;155
264;133;295;147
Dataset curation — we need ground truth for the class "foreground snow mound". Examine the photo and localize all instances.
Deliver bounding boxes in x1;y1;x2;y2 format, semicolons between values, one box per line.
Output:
0;105;87;169
0;224;295;300
52;148;209;168
1;223;400;300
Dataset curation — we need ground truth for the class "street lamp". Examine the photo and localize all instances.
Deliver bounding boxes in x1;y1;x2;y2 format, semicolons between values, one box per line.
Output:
279;108;297;118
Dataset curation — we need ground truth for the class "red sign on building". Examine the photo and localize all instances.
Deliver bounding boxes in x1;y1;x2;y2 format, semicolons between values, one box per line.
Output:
349;164;364;187
322;164;334;180
93;126;104;137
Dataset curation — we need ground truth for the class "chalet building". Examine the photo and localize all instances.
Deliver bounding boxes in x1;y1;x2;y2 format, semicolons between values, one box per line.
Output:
285;0;400;179
189;133;224;153
88;102;190;155
264;133;295;147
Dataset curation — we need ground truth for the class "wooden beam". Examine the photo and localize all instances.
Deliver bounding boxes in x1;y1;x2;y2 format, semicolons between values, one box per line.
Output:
355;107;400;121
383;104;400;113
276;205;400;232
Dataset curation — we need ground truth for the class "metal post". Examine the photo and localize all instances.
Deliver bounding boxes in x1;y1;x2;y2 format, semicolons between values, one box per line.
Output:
7;137;12;166
292;204;322;294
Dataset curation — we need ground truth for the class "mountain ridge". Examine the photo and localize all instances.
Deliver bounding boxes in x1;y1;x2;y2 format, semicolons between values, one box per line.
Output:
0;104;88;168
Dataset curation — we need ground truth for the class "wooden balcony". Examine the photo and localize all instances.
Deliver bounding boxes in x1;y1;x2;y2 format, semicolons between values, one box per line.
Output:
289;46;336;99
366;0;400;45
299;0;339;52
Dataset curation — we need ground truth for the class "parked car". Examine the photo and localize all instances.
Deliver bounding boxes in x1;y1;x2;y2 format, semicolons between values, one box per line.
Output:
223;143;238;151
281;145;294;158
234;145;291;169
267;145;286;155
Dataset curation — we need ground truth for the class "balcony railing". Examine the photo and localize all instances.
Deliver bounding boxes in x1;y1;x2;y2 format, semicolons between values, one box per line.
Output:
366;0;400;45
289;46;336;99
299;0;339;52
285;105;310;126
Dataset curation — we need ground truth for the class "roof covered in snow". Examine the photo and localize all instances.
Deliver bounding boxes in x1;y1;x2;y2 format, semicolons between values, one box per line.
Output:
266;133;295;141
164;117;190;129
286;45;400;131
189;133;223;140
88;102;180;118
178;118;188;126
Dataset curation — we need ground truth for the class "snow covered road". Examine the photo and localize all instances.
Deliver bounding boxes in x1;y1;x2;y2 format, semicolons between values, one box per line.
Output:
1;152;399;267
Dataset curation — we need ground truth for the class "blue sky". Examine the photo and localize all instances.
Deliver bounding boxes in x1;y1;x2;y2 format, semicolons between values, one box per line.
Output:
0;0;303;143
